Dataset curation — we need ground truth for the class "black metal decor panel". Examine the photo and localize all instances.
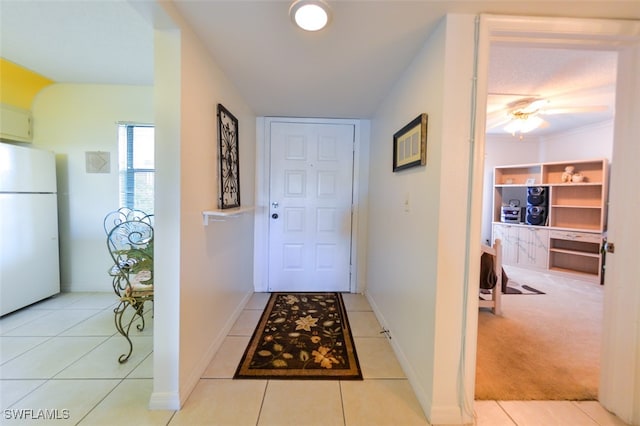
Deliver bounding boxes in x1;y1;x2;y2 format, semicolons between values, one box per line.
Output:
217;103;240;209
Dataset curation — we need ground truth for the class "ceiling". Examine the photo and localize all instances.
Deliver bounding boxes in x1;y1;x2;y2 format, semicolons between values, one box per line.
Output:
2;1;639;136
486;46;618;137
0;0;153;86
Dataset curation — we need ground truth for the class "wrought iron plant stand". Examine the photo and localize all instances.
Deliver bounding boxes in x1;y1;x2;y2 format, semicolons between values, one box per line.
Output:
105;209;154;363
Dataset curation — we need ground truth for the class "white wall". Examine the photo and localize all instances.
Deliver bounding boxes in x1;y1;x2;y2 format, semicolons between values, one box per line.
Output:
539;120;613;162
157;2;257;407
366;14;476;424
151;25;181;410
32;84;153;292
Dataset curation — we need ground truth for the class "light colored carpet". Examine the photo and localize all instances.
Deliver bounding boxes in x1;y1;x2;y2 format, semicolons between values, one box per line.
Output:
475;265;602;400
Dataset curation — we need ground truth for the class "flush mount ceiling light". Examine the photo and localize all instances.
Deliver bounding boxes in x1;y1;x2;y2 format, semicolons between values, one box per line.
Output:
289;0;331;32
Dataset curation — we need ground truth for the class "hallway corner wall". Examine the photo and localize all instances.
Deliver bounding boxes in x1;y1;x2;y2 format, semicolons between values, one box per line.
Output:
366;13;477;425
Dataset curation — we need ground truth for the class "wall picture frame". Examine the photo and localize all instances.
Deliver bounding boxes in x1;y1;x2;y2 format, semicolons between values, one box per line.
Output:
217;103;240;209
393;113;428;172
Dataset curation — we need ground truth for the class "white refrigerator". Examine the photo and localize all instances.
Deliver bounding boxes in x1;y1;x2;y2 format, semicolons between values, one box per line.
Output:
0;142;60;316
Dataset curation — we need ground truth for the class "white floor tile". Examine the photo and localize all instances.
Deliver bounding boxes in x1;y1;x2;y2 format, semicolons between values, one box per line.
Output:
348;311;382;337
3;309;101;337
55;335;153;379
574;401;630;426
64;292;118;310
0;379;46;410
0;309;53;335
202;336;250;379
58;309;117;337
78;378;174;425
27;292;88;309
170;379;266;425
473;401;515;426
0;336;106;379
354;337;405;379
498;400;600;426
342;293;372;312
127;353;154;379
6;379;119;425
229;310;263;336
245;292;270;310
258;380;344;426
341;379;429;426
0;336;49;364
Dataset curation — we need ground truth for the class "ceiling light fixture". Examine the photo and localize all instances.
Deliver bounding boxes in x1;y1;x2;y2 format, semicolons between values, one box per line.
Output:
289;0;331;32
504;111;544;138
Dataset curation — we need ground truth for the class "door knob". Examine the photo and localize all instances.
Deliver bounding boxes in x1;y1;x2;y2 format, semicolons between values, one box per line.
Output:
272;213;279;219
272;201;279;209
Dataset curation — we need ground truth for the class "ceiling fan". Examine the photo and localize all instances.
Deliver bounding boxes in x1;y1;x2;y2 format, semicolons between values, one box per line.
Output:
486;94;608;137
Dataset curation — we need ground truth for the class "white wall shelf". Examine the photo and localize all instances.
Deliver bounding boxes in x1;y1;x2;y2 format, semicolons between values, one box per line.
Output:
202;206;255;225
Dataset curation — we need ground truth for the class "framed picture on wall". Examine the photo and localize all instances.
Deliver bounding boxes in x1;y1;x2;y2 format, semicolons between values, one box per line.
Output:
393;113;428;172
217;103;240;209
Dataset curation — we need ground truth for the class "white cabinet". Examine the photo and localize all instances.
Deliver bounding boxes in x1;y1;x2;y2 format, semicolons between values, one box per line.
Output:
492;223;518;265
517;227;549;269
0;104;33;143
493;224;548;270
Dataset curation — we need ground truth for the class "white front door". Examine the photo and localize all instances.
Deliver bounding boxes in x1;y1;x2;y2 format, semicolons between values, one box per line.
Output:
268;122;354;292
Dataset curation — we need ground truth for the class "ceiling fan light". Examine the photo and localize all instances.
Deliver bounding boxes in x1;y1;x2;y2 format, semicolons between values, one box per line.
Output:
504;115;544;135
290;0;331;32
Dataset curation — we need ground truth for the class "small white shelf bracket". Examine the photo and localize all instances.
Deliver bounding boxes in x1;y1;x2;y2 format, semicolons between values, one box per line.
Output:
202;206;255;226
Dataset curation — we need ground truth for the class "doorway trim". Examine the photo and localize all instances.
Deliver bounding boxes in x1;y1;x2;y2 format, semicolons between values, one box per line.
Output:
465;14;640;423
254;117;367;294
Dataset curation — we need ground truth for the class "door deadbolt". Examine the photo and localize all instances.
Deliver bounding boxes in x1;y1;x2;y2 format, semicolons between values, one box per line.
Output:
604;242;615;254
272;213;279;219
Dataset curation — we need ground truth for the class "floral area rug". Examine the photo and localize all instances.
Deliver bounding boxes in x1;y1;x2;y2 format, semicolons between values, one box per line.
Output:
234;292;362;380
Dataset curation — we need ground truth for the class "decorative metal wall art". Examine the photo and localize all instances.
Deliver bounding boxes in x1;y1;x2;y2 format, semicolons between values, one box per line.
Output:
217;104;240;209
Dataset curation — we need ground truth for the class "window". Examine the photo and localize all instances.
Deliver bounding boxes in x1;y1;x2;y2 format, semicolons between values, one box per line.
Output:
118;124;155;214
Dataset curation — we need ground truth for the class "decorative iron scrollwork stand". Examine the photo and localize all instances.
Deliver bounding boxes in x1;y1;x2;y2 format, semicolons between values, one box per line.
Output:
113;295;152;363
106;215;154;363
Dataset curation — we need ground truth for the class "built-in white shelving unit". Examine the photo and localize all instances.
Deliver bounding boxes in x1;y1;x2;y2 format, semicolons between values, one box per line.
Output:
492;158;608;283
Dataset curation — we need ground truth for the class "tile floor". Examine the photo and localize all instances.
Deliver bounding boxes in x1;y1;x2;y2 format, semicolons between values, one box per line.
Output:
0;292;629;425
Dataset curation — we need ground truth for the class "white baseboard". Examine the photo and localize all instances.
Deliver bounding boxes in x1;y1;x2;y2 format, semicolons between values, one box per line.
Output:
179;291;253;406
148;392;180;411
364;293;470;425
150;291;253;410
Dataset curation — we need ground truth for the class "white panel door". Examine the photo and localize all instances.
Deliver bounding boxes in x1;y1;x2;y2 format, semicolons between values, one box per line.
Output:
268;122;354;292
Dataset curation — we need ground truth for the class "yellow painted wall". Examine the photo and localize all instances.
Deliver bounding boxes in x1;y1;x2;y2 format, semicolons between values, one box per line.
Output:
0;58;54;109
